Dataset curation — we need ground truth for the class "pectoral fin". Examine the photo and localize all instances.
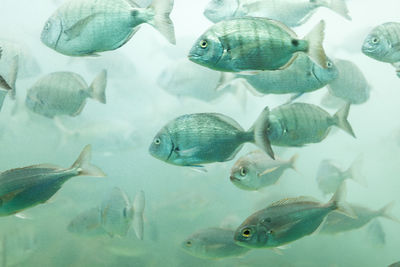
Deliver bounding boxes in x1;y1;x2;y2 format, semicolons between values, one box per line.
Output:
0;189;24;205
64;14;98;40
258;166;279;177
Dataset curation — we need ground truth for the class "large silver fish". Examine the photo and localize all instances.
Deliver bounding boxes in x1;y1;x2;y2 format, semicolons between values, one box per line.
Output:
181;228;250;259
267;102;355;147
189;18;327;72
204;0;350;27
230;150;297;191
41;0;175;56
25;70;107;118
0;145;106;216
149;106;274;168
234;184;353;248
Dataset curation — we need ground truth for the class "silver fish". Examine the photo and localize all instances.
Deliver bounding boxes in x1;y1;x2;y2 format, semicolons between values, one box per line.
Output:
0;145;106;216
188;18;327;72
327;59;370;105
41;0;175;56
25;70;107;118
149;106;274;168
320;202;399;235
204;0;350;27
234;183;353;248
181;228;250;259
316;157;365;196
230;150;298;191
67;207;106;237
267;102;355;147
237;54;337;96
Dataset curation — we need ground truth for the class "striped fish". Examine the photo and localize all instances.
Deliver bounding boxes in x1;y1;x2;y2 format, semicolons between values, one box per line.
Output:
188;17;327;73
267;102;355;147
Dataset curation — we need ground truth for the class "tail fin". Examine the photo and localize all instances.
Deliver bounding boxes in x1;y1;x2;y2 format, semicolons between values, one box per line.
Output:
288;154;299;172
148;0;176;45
71;145;106;177
326;0;351;20
327;182;356;218
88;70;107;104
132;190;145;240
304;20;327;68
250;106;275;159
332;103;356;138
378;201;400;223
343;155;367;187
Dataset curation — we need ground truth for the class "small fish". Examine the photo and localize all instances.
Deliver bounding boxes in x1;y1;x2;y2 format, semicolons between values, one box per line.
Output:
327;59;370;105
230;150;298;191
204;0;350;27
67;207;106;237
237;54;337;96
25;70;107;118
316;157;365;196
149;106;274;168
366;220;385;247
181;228;250;259
234;183;353;248
100;188;145;239
189;18;327;72
320;202;399;235
267;102;355;147
41;0;175;56
0;145;106;216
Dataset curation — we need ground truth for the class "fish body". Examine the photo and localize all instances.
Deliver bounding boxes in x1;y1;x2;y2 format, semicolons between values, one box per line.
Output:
267;102;355;147
181;228;250;259
0;145;105;216
149;107;274;167
204;0;350;27
362;22;400;64
67;207;106;236
25;70;107;118
41;0;175;56
234;184;351;248
327;59;369;104
230;150;297;191
188;18;326;72
237;54;337;95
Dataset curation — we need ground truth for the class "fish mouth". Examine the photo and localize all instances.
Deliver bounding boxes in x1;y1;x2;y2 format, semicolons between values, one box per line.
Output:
188;54;201;62
230;176;240;182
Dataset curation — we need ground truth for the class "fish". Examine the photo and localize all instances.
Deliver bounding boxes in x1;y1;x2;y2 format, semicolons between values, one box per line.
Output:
234;183;353;248
149;106;274;168
316;157;365;196
67;207;107;237
25;70;107;118
366;220;385;247
267;102;355;147
320;202;399;235
204;0;350;27
41;0;175;56
100;188;145;239
327;59;370;105
236;54;338;96
181;228;250;259
230;150;298;191
188;18;327;73
0;145;106;216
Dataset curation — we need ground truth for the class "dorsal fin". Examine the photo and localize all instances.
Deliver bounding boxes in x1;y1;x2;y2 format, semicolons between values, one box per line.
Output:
269;196;319;207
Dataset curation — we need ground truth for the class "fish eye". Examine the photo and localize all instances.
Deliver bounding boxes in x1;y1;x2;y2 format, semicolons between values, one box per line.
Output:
326;61;333;68
45;22;50;30
239;167;248;177
199;40;208;49
372;37;379;44
185;240;192;247
154;138;161;145
242;228;252;238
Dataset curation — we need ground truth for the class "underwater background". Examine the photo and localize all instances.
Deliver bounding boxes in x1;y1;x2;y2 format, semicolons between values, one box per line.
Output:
0;0;399;266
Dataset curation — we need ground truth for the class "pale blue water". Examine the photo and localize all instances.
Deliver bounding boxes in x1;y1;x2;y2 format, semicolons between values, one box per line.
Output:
0;0;399;266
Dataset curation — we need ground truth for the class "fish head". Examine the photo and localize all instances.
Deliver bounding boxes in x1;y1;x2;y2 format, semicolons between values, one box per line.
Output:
25;89;45;112
41;14;63;49
149;130;174;162
234;223;266;248
181;236;205;257
230;158;258;190
362;32;390;61
203;0;238;23
188;32;223;70
312;58;338;84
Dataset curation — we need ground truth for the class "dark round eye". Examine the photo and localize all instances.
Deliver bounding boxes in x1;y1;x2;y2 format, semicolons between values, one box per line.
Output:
326;61;333;68
242;228;251;237
372;37;379;44
200;40;208;48
185;240;192;247
154;138;161;145
239;167;248;177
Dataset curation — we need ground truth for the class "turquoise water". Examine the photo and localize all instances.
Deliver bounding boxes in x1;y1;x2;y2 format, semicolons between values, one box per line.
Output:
0;0;399;266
